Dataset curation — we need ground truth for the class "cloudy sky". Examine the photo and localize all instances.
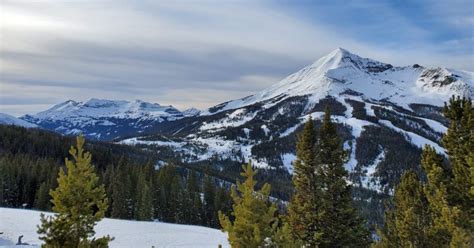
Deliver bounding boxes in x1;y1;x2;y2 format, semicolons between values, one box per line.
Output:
1;0;473;116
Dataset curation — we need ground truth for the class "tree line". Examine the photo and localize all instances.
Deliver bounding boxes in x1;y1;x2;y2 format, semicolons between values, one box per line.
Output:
0;126;232;229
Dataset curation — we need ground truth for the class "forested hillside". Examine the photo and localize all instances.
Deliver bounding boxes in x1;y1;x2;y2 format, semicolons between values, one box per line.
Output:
0;125;234;228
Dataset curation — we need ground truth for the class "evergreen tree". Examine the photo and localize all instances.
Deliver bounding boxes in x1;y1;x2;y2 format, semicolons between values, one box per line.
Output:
169;175;184;223
375;208;399;248
37;135;112;247
218;163;278;248
420;146;454;247
442;96;473;232
273;217;303;248
288;116;318;243
289;108;370;247
192;192;204;225
34;182;50;210
111;161;132;219
203;175;217;227
186;170;203;224
135;171;154;221
393;170;431;247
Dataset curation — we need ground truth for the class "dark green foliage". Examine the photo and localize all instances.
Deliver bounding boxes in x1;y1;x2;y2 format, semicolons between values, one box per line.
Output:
288;108;370;247
0;125;232;229
442;96;474;229
376;170;432;248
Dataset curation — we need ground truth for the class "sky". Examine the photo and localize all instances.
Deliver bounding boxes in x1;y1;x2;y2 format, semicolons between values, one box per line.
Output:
1;0;473;116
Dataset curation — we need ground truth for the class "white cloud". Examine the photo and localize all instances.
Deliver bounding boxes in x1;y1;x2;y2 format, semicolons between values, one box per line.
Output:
0;0;472;116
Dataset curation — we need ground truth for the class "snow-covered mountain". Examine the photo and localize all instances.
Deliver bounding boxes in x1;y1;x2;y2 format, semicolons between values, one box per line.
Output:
202;48;472;115
0;113;38;128
21;99;184;140
122;48;472;196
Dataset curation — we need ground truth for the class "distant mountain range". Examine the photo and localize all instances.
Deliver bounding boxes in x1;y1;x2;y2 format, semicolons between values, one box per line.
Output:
16;99;193;140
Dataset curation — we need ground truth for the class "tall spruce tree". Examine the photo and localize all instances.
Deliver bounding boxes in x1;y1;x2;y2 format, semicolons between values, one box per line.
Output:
37;135;112;247
381;170;432;248
111;160;132;219
288;108;370;247
442;96;473;232
218;163;278;248
377;96;473;247
203;175;217;227
288;115;319;243
135;171;154;221
420;146;454;247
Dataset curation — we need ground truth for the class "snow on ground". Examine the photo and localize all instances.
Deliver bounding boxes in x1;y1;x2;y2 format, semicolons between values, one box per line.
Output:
279;122;303;138
379;119;445;155
281;153;296;173
361;149;385;192
0;208;229;248
344;140;358;173
416;117;448;134
199;108;258;131
119;137;185;148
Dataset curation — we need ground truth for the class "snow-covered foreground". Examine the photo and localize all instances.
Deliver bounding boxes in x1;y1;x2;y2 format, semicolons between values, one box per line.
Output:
0;208;229;248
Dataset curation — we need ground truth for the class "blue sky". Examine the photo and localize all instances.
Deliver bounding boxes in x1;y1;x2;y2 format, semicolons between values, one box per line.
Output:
1;0;473;116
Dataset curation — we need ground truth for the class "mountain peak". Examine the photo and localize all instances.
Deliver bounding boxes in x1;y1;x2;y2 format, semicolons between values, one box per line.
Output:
203;49;473;115
329;47;352;56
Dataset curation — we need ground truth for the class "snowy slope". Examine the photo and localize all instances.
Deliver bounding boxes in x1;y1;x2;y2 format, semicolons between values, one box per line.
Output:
0;208;229;248
0;113;38;128
203;48;472;114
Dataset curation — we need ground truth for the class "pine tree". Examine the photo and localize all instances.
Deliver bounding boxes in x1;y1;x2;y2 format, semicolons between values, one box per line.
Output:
288;116;319;243
273;217;303;248
442;96;473;232
135;171;154;221
37;135;112;247
169;175;185;223
420;146;454;246
218;163;278;248
203;175;216;227
111;161;132;219
375;208;399;248
394;170;431;247
185;170;202;224
192;192;204;225
289;108;370;247
34;182;50;210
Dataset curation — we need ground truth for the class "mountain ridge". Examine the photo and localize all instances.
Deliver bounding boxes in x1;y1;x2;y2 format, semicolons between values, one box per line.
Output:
202;48;472;115
20;98;184;140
